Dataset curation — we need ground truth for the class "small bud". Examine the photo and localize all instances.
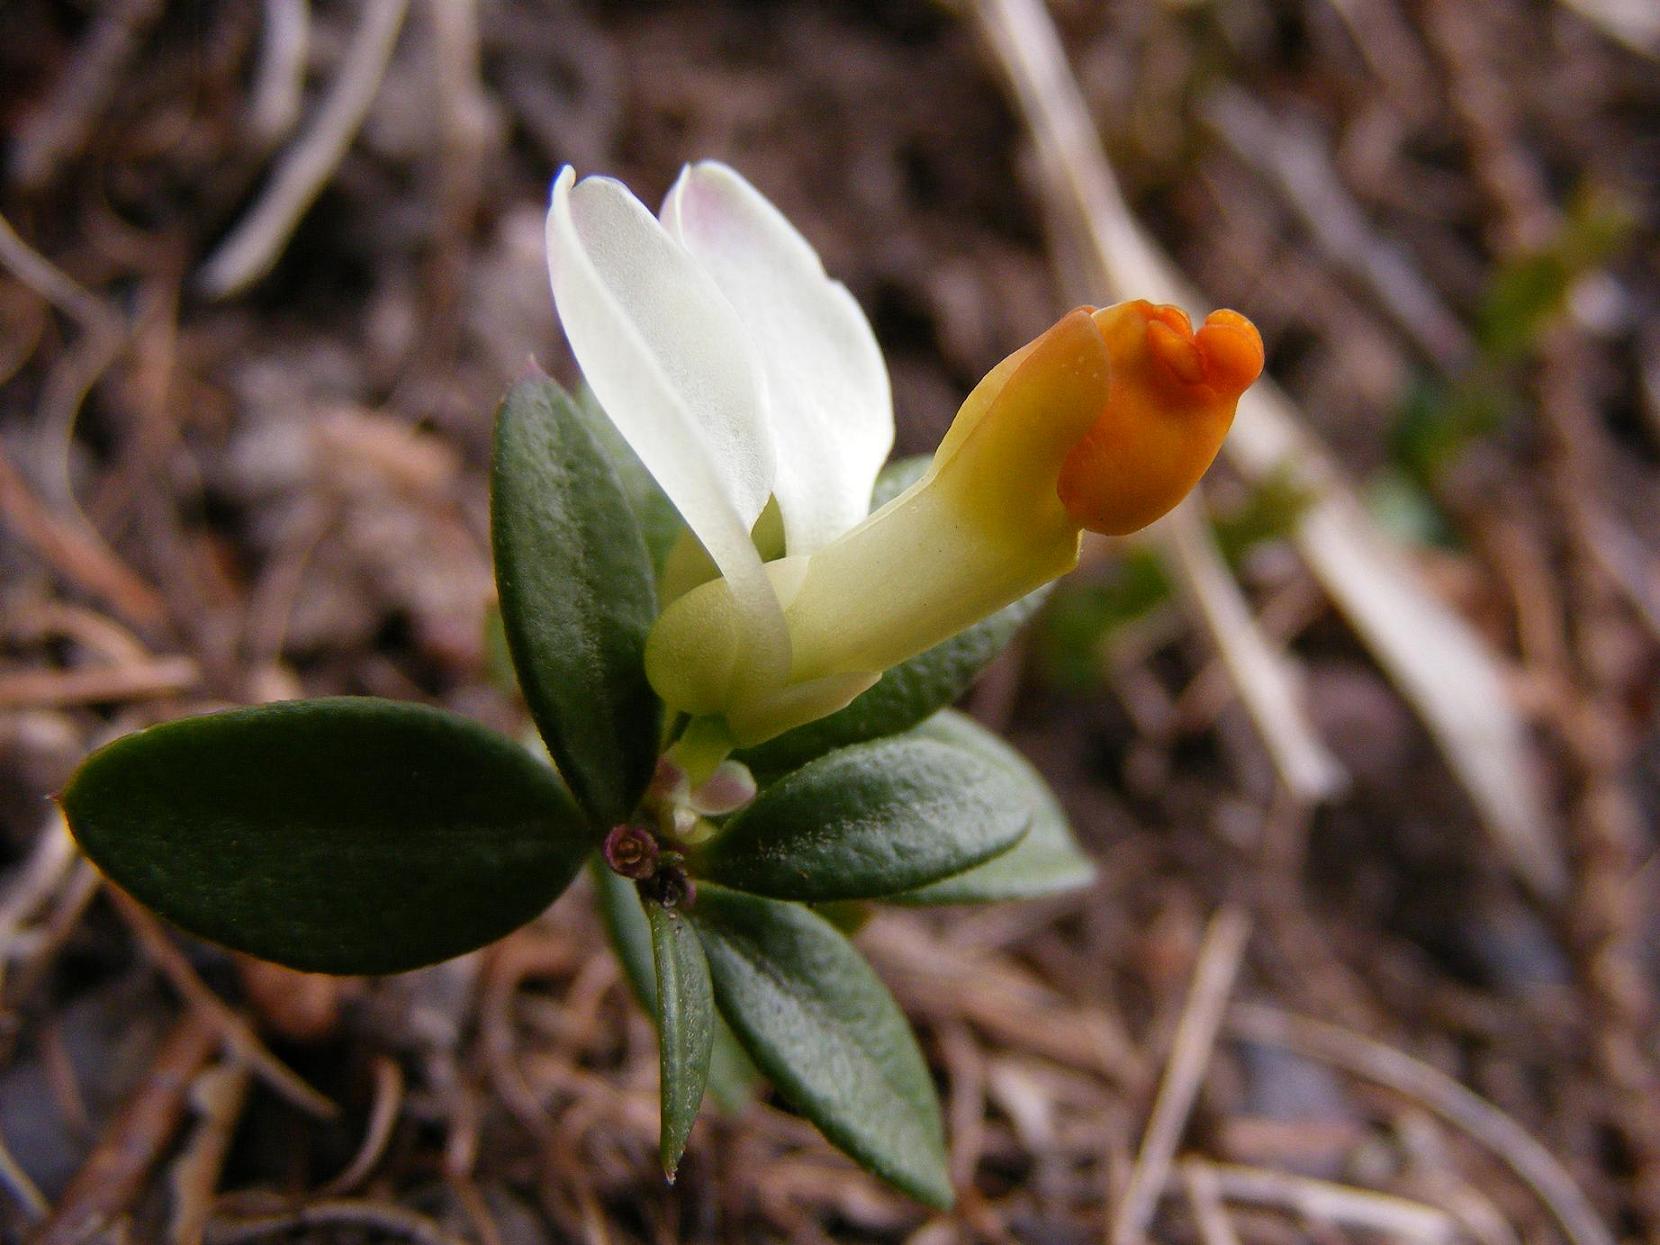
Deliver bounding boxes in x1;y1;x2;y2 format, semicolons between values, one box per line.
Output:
640;864;696;910
602;823;660;880
687;759;757;816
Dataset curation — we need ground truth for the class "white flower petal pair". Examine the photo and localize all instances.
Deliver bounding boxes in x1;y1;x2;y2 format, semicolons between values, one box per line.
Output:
545;162;893;683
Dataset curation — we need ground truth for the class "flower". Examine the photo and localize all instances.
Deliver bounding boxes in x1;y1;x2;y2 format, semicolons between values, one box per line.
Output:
547;163;1263;747
546;162;892;699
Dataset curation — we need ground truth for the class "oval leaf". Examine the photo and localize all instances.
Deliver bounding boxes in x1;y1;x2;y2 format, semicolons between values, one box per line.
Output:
648;902;714;1177
592;860;763;1112
493;376;662;826
737;457;1047;776
703;735;1030;901
63;698;589;975
891;711;1095;904
689;885;951;1208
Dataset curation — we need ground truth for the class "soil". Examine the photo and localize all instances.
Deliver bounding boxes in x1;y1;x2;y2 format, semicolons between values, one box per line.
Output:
1;0;1657;1241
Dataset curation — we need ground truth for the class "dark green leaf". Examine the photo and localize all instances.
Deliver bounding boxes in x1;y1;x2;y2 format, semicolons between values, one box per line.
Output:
493;377;662;826
703;735;1030;901
891;711;1095;904
593;859;762;1112
573;382;685;572
738;459;1046;775
593;858;657;1007
689;885;951;1208
63;698;588;975
648;902;713;1177
704;1022;764;1113
481;602;519;698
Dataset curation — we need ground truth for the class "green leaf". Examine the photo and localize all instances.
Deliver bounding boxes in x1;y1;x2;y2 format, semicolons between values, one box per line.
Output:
647;902;713;1177
689;885;952;1208
704;736;1031;901
592;858;657;1007
704;1023;764;1113
493;377;662;826
62;698;589;975
890;711;1095;904
738;458;1046;775
573;382;685;573
592;860;763;1112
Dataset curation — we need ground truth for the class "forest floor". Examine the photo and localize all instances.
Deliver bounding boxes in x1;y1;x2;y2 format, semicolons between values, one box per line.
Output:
2;1;1658;1242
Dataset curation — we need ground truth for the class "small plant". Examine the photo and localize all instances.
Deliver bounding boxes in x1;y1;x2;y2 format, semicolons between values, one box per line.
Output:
61;162;1262;1206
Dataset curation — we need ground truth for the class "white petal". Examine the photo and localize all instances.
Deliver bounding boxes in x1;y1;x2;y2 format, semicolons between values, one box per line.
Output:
546;168;787;674
661;161;893;555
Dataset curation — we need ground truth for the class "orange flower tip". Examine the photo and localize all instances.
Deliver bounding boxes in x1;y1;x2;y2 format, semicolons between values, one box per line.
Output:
1056;302;1264;538
1194;309;1264;396
1146;318;1205;385
1134;302;1263;398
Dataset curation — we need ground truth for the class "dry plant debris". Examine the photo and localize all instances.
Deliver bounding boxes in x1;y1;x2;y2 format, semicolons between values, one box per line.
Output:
1;0;1656;1241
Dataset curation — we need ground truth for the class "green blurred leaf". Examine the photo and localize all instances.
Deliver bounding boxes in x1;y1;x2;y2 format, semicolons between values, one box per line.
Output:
592;860;762;1112
648;902;713;1177
1477;189;1632;363
1389;370;1511;492
1038;468;1316;689
1213;467;1316;565
703;736;1031;901
890;711;1094;904
689;885;952;1208
1365;467;1455;548
573;382;685;572
63;699;589;975
1036;552;1168;689
493;377;661;827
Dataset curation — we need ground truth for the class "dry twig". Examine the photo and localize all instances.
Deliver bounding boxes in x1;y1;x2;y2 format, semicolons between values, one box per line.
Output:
167;1061;252;1245
248;0;312;147
0;444;166;630
109;889;338;1121
1198;84;1472;369
1111;907;1251;1245
1228;1003;1613;1245
0;212;125;340
34;1009;220;1245
7;0;166;189
206;1199;471;1245
199;0;410;298
0;656;199;710
1160;501;1346;803
0;1130;48;1225
319;1056;405;1195
1185;1159;1462;1243
1179;1161;1243;1245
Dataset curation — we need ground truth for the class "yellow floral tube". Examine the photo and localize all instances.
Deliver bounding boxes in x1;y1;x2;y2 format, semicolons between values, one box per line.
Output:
646;300;1264;744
